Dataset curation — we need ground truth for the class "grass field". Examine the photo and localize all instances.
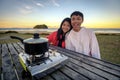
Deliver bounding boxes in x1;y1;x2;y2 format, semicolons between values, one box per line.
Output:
0;32;120;64
96;33;120;64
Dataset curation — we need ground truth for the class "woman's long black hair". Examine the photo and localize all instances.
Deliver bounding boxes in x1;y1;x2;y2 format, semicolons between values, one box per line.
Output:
57;17;72;47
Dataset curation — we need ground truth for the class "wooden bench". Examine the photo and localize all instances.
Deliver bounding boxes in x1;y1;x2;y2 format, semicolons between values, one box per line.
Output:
1;42;120;80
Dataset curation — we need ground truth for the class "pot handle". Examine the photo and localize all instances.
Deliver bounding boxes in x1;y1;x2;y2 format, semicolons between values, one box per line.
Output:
10;36;24;43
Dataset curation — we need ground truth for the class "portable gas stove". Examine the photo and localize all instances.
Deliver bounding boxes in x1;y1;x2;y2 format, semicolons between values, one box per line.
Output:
19;49;68;80
10;33;68;80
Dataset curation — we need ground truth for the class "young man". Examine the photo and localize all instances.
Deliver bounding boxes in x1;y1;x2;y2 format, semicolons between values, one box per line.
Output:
65;11;101;59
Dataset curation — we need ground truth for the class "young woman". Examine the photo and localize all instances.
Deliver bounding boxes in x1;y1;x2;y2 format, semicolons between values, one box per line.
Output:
66;11;101;59
47;17;72;48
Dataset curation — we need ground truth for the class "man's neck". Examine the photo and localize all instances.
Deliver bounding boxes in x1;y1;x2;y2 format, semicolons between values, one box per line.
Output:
73;27;81;32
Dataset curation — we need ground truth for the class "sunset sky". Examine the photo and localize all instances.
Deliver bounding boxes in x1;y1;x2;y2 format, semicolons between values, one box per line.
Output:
0;0;120;28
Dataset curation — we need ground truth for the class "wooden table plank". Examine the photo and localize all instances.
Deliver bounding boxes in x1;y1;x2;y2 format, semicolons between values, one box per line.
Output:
49;46;120;80
17;42;24;49
66;61;106;80
12;42;24;54
50;46;120;71
60;66;89;80
7;43;24;80
62;51;120;78
50;70;71;80
2;44;18;80
72;52;120;72
40;75;54;80
0;44;3;80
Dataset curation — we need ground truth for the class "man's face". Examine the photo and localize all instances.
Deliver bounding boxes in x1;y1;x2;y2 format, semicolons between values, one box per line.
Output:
71;15;83;31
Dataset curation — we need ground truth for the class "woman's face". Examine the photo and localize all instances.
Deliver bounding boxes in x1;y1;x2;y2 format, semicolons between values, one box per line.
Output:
62;21;71;33
71;15;83;32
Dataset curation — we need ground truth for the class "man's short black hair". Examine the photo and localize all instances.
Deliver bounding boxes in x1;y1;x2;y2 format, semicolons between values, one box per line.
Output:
70;11;84;20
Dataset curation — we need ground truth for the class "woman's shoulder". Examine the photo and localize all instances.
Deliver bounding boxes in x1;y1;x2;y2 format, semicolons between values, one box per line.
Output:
50;31;58;35
47;31;57;38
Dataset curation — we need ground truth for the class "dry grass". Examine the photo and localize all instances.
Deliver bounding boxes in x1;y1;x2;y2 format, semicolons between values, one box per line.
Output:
0;32;48;44
96;33;120;64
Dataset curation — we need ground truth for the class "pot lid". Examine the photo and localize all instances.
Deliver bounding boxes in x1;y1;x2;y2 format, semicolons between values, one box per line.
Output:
23;33;48;44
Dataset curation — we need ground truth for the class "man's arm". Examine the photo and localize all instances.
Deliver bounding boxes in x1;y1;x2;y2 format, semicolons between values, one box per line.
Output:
65;36;75;51
90;32;101;59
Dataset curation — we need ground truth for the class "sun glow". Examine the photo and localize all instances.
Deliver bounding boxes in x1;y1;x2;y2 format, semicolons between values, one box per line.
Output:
0;0;120;28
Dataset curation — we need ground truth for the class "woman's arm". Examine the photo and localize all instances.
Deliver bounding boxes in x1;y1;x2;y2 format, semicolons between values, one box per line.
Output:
47;31;57;45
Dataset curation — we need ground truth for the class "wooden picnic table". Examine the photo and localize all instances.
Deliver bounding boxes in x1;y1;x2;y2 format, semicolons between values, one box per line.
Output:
1;42;120;80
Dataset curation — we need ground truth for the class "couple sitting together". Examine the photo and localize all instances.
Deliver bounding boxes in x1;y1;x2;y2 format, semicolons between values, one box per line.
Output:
47;11;101;59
